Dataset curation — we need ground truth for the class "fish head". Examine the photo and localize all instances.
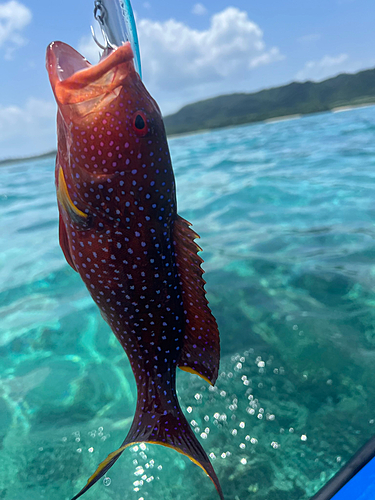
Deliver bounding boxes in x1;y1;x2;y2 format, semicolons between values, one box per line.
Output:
46;41;171;225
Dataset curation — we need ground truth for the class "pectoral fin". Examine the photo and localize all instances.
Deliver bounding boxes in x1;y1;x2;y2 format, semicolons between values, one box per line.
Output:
57;167;88;223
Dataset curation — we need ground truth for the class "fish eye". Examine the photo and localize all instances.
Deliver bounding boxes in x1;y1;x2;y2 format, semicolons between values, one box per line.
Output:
132;111;148;136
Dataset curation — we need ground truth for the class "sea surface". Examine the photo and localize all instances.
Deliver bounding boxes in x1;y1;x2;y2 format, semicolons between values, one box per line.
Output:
1;106;375;500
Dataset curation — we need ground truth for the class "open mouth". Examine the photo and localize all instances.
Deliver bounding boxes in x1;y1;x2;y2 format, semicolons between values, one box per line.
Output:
46;41;135;105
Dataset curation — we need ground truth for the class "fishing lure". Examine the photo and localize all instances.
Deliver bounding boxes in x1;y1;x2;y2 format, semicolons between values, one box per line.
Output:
93;0;142;78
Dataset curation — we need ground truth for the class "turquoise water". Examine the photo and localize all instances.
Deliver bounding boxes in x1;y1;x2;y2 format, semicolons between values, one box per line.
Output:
1;106;375;500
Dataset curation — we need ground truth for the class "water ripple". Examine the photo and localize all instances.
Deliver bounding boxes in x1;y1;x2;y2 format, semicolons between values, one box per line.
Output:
1;107;375;499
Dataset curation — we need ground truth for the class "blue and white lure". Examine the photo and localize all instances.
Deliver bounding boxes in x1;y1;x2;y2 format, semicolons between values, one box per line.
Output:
92;0;142;79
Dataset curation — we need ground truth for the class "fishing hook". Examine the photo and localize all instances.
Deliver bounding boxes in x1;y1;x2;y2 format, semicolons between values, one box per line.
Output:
91;0;117;51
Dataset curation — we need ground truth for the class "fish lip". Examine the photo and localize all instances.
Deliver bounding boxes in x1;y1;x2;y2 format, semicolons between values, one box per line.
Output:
46;41;134;105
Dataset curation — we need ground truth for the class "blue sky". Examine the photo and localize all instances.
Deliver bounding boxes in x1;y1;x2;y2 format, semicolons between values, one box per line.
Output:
0;0;374;159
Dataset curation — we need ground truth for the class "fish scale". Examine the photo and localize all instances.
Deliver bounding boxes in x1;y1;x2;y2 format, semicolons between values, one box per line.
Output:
47;40;223;499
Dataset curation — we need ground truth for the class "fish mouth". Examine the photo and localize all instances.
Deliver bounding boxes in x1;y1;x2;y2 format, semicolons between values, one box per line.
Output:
46;41;135;106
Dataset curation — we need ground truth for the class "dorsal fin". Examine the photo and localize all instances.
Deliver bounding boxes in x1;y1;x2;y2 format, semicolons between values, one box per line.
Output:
173;215;220;385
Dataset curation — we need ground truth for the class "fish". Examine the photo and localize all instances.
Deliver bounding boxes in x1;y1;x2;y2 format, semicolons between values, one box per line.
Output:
45;7;223;500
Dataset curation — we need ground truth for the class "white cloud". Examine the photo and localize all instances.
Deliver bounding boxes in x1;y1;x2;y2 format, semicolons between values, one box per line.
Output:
192;3;207;15
0;0;32;59
138;8;282;89
136;7;283;113
296;53;350;82
0;98;56;159
74;7;284;115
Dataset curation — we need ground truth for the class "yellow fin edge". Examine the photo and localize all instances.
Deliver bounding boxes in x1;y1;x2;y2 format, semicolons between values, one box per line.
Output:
57;167;87;219
179;365;214;386
86;444;130;485
86;439;209;489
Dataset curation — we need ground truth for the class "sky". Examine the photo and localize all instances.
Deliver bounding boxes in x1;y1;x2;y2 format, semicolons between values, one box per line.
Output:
0;0;374;159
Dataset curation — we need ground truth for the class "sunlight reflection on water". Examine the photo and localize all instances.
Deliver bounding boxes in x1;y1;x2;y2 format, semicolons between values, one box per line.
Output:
1;107;375;499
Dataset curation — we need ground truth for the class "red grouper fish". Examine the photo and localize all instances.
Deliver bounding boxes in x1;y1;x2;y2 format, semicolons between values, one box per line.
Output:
46;40;223;499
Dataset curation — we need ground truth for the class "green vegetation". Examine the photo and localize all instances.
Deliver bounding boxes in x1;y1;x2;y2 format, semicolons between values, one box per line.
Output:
2;68;375;164
164;67;375;135
0;150;56;166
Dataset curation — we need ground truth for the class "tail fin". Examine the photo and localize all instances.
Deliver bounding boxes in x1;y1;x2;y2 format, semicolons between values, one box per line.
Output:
71;399;224;500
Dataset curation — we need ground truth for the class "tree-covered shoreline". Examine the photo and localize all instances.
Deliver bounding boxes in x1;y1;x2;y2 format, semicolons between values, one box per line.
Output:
2;67;374;164
164;67;375;135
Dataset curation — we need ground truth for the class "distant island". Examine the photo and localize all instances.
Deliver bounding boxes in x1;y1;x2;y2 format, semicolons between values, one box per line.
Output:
0;150;56;166
1;67;374;164
164;67;375;136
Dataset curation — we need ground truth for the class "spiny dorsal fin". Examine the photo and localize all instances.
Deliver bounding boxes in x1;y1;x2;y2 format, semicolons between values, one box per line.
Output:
173;215;220;385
